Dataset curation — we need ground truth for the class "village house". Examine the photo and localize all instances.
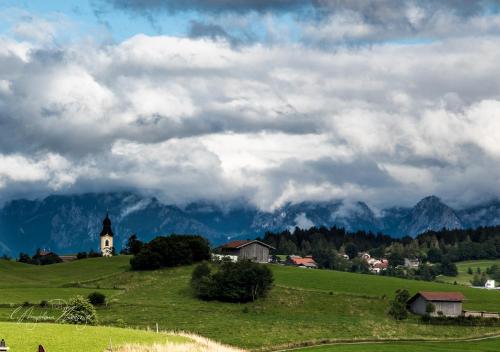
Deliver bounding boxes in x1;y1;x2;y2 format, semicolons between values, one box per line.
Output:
358;252;371;261
217;240;275;263
339;253;349;260
286;255;318;269
368;258;389;273
407;292;464;317
485;280;496;289
404;258;420;269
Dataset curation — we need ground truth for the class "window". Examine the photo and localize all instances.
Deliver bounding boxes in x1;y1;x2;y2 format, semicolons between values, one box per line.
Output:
105;239;109;247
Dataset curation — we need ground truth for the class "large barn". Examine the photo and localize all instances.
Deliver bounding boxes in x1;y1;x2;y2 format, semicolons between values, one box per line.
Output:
407;291;465;317
217;240;275;263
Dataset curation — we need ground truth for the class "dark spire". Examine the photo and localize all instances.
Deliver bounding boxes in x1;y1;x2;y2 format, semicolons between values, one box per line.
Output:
100;212;114;237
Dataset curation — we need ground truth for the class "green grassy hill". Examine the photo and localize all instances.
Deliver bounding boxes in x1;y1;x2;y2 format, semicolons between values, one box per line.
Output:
0;257;499;350
291;337;500;352
0;321;186;352
438;259;500;286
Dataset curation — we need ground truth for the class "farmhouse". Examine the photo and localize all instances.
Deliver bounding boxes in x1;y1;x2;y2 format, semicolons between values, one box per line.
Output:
286;255;318;269
404;258;420;269
407;292;464;317
217;240;274;263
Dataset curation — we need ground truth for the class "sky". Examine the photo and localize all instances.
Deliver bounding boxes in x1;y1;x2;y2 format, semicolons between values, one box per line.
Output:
1;0;500;210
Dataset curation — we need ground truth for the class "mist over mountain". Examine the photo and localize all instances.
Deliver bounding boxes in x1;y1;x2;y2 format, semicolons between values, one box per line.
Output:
0;192;498;256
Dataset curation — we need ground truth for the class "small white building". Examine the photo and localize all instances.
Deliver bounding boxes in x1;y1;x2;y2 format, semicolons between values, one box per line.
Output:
485;280;496;289
404;258;420;269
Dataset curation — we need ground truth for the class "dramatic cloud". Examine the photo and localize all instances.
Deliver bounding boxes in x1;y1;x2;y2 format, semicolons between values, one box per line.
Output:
96;0;500;45
102;0;307;14
2;7;500;209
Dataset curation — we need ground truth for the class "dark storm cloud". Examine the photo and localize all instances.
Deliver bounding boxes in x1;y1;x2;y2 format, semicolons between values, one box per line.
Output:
103;0;307;14
101;0;498;16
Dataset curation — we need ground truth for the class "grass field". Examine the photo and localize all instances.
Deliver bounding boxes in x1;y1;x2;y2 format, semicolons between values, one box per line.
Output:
438;259;500;286
1;257;499;350
290;337;500;352
0;321;186;352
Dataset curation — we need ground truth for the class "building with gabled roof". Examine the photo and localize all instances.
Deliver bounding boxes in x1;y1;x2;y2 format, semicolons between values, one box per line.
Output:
217;240;275;263
286;255;317;269
407;291;465;317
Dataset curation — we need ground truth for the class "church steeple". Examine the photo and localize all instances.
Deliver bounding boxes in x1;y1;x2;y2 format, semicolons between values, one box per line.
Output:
99;212;114;257
100;212;114;237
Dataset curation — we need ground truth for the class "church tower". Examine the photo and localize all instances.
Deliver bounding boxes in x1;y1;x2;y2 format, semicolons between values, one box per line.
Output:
99;212;114;257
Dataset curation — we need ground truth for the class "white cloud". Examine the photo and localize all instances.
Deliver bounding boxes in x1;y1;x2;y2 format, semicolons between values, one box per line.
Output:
2;13;500;209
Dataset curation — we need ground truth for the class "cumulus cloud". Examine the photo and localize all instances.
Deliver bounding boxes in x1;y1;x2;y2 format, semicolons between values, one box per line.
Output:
2;11;500;209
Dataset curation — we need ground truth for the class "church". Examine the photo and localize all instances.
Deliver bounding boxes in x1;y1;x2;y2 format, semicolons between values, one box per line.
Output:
99;213;114;257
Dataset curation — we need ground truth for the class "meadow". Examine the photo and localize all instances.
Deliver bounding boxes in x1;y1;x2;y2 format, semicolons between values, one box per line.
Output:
0;321;187;352
0;257;499;350
290;336;500;352
438;259;500;286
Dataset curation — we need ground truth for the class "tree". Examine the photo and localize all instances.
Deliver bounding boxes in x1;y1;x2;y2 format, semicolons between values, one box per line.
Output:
345;243;358;259
191;260;274;303
415;264;435;281
439;258;458;277
467;267;473;275
76;252;88;260
18;252;32;264
130;235;211;271
425;302;435;316
123;234;143;255
471;273;487;287
312;248;337;269
61;296;97;325
130;247;162;270
369;246;385;259
350;257;370;274
427;248;443;263
87;292;106;306
388;251;405;267
487;264;500;281
388;289;410;320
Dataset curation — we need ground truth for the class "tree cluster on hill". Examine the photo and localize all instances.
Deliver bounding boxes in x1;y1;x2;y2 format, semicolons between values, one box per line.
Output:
262;225;500;265
470;263;500;286
191;260;274;303
18;249;62;265
130;234;211;270
120;234;144;255
75;249;102;260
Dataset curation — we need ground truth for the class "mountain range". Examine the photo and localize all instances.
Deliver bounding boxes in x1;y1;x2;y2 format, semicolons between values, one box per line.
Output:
1;192;500;255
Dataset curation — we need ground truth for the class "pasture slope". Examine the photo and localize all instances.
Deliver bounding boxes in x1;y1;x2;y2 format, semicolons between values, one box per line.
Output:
438;259;500;286
0;321;186;352
0;257;499;351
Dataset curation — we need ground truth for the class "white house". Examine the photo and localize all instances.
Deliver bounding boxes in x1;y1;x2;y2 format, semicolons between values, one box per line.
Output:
485;280;496;289
404;258;420;269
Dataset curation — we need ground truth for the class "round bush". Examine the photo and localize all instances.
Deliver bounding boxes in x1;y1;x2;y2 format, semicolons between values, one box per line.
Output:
61;296;97;325
88;292;106;306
